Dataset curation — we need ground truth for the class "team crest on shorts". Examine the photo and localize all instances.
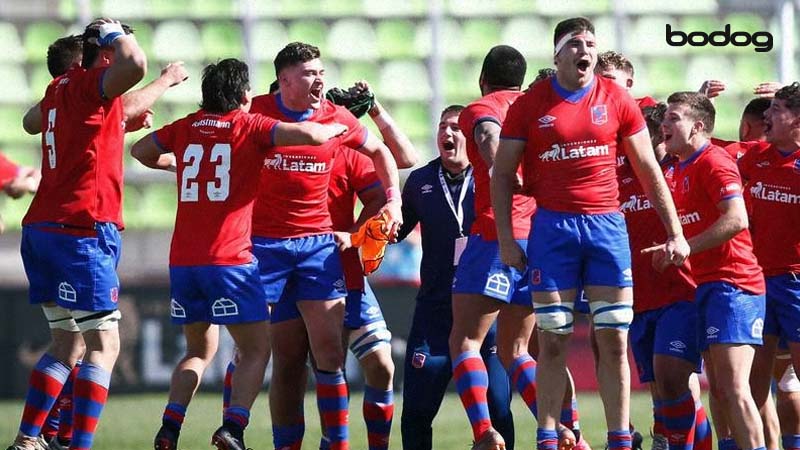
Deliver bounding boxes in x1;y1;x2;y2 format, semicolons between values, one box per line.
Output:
591;105;608;125
531;268;542;285
752;318;764;339
485;272;511;297
110;287;119;303
412;352;426;368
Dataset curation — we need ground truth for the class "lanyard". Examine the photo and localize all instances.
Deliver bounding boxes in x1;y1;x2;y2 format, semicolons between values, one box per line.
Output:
438;164;471;235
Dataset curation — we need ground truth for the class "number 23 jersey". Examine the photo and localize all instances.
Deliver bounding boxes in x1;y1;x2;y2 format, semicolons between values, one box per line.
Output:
153;109;279;266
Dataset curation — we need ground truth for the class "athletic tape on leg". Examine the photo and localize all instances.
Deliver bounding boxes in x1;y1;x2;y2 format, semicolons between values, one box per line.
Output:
533;302;574;334
589;301;633;330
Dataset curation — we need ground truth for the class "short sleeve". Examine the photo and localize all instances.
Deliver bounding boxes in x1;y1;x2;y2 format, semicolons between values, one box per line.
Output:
343;148;379;193
703;150;745;204
500;94;531;141
252;114;281;149
72;67;112;105
153;119;181;153
615;90;647;138
459;102;501;139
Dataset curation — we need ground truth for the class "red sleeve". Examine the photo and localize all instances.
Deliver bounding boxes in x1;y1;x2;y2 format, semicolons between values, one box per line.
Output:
459;102;501;138
72;67;112;105
500;94;531;141
252;114;280;149
344;148;379;193
703;149;745;204
336;109;369;150
153;119;180;153
0;152;19;187
616;90;647;138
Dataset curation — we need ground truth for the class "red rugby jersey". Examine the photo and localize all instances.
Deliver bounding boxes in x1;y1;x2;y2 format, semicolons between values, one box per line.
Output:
250;94;368;238
24;66;125;229
666;144;764;292
459;90;536;240
154;109;278;266
328;146;379;290
502;76;646;214
739;144;800;276
618;159;696;313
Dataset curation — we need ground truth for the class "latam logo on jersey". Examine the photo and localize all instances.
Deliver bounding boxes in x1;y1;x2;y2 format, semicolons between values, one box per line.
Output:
750;181;800;204
539;142;610;162
263;153;328;173
619;194;652;213
679;211;701;225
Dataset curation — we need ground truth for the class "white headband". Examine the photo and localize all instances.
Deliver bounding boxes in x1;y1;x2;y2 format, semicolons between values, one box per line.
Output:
554;32;589;55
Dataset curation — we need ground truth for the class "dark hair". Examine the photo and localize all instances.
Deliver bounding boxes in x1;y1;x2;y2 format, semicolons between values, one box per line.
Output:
553;17;595;46
774;82;800;114
201;58;250;114
642;103;667;146
274;42;321;77
440;104;464;119
596;50;634;77
667;91;716;135
534;67;556;83
268;79;280;94
480;45;526;89
81;21;134;69
741;97;771;120
47;35;82;78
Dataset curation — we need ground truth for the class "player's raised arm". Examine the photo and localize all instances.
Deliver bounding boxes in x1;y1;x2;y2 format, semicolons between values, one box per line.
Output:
122;61;188;123
86;19;146;99
22;102;42;135
355;133;402;236
272;121;348;146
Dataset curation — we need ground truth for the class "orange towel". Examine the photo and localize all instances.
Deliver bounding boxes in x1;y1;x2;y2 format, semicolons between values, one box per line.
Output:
350;213;391;275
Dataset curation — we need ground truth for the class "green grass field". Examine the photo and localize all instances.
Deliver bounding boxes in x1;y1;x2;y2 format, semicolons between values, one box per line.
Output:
1;391;664;449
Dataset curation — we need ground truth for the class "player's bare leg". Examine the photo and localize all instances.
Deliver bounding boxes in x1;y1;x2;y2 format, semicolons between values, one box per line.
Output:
534;288;577;445
449;293;503;448
750;334;779;450
586;285;632;434
774;356;800;449
705;344;765;450
168;323;219;405
224;321;270;412
270;317;310;449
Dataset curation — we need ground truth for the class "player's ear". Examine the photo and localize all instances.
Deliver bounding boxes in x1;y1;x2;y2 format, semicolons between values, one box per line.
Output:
626;78;633;89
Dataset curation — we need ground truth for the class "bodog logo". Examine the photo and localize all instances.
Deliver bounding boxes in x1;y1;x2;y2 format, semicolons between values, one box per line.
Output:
666;24;773;53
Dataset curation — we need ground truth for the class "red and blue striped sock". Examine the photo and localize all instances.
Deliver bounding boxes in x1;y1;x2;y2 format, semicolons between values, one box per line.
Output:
315;370;349;450
653;402;666;437
661;392;696;450
223;405;250;440
782;435;800;450
222;361;235;412
273;422;305;450
608;429;633;450
41;399;60;442
162;402;187;431
56;362;79;444
363;385;393;450
694;400;711;450
538;428;559;450
561;396;581;442
19;354;70;438
71;363;111;450
452;351;492;441
507;354;538;418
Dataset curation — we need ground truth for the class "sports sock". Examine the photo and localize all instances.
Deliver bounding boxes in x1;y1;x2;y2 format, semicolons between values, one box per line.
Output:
363;385;393;450
71;363;111;450
315;370;349;450
452;350;492;441
19;354;70;438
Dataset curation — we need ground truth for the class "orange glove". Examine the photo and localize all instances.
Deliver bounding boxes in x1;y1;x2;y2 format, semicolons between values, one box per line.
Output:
350;212;391;275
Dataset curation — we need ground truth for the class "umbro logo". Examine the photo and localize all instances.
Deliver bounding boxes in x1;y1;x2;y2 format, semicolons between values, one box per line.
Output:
706;326;719;337
669;340;686;352
538;115;556;128
421;184;433;194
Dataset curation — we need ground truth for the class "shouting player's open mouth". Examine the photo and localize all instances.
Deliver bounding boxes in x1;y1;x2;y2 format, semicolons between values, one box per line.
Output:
441;141;456;153
576;59;592;75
